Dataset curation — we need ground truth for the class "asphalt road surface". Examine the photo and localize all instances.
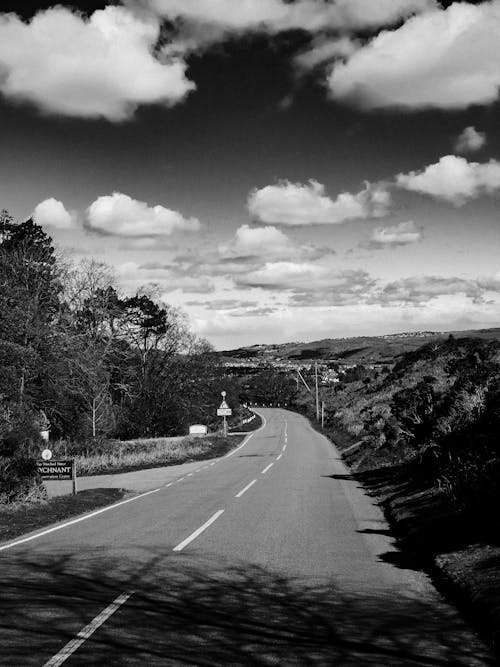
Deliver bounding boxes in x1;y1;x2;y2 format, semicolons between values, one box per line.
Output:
0;408;495;666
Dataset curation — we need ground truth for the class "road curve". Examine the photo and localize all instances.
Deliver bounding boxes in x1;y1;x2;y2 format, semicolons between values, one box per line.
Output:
0;408;494;666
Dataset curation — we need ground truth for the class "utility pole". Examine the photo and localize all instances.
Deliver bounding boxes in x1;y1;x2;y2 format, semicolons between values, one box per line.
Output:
315;361;319;421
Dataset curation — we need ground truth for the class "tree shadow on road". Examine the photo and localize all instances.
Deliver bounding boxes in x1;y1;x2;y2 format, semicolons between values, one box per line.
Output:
0;550;494;666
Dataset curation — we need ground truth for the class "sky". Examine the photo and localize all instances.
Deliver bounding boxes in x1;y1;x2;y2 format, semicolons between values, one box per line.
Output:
1;0;499;349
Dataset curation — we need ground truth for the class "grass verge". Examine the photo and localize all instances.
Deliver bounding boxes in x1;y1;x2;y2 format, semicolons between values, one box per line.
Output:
71;434;247;476
0;487;126;545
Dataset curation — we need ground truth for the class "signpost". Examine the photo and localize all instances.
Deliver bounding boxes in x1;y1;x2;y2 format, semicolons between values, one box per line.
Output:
217;391;232;437
37;459;77;495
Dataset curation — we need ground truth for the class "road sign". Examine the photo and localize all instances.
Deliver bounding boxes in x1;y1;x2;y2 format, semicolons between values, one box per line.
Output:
37;460;73;481
189;424;208;436
217;407;232;416
219;399;229;409
41;449;52;461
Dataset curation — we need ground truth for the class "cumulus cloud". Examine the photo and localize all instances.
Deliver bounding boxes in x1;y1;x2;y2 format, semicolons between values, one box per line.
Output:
454;126;486;153
377;275;500;305
366;220;423;248
86;192;200;237
295;36;359;70
218;224;327;262
149;0;434;35
116;261;215;294
396;155;500;205
220;224;293;257
235;261;375;305
248;180;390;226
0;6;194;120
32;198;74;229
327;1;500;110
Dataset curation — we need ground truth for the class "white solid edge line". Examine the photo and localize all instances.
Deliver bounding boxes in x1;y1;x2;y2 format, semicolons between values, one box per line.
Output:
43;591;133;667
235;479;257;498
224;409;267;458
173;510;224;552
0;488;161;553
261;462;274;474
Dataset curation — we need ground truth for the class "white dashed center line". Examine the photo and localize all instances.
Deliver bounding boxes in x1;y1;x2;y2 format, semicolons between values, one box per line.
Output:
282;444;287;452
43;591;133;666
235;479;257;498
261;462;274;474
276;454;282;461
173;510;225;552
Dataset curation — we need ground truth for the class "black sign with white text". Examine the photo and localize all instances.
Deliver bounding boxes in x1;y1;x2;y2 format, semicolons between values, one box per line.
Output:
36;460;73;481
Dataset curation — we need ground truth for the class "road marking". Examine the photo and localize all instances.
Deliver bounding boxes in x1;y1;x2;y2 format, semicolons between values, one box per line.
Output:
187;473;193;477
235;479;257;498
173;510;224;552
177;477;185;482
210;462;216;466
261;462;274;474
282;443;287;451
276;454;282;461
43;591;132;666
0;488;161;553
165;482;173;487
225;410;267;458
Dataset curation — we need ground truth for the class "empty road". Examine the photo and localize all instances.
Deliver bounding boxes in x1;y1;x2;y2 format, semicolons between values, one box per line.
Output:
0;409;494;665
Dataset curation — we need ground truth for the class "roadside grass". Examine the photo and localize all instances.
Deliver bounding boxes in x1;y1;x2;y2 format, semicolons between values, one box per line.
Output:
0;488;126;545
50;433;246;476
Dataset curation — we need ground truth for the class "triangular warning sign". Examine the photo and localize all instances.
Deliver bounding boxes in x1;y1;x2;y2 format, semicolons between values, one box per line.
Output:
219;400;229;409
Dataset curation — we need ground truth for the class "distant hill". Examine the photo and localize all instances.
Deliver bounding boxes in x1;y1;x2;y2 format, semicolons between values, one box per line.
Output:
220;328;500;364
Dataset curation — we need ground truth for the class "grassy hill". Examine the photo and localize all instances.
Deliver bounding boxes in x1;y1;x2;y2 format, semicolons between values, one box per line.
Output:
220;328;500;364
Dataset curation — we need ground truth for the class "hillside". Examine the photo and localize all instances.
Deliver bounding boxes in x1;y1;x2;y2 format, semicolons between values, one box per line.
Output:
294;335;500;653
220;328;500;364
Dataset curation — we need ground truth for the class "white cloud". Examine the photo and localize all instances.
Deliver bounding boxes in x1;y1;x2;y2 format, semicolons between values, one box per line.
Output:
235;260;374;300
327;1;500;110
396;155;500;205
377;275;500;305
369;221;423;248
223;224;293;256
454;126;486;153
218;223;326;262
248;179;390;226
0;6;194;120
149;0;434;34
86;192;200;237
116;261;215;294
32;198;74;229
295;37;359;70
